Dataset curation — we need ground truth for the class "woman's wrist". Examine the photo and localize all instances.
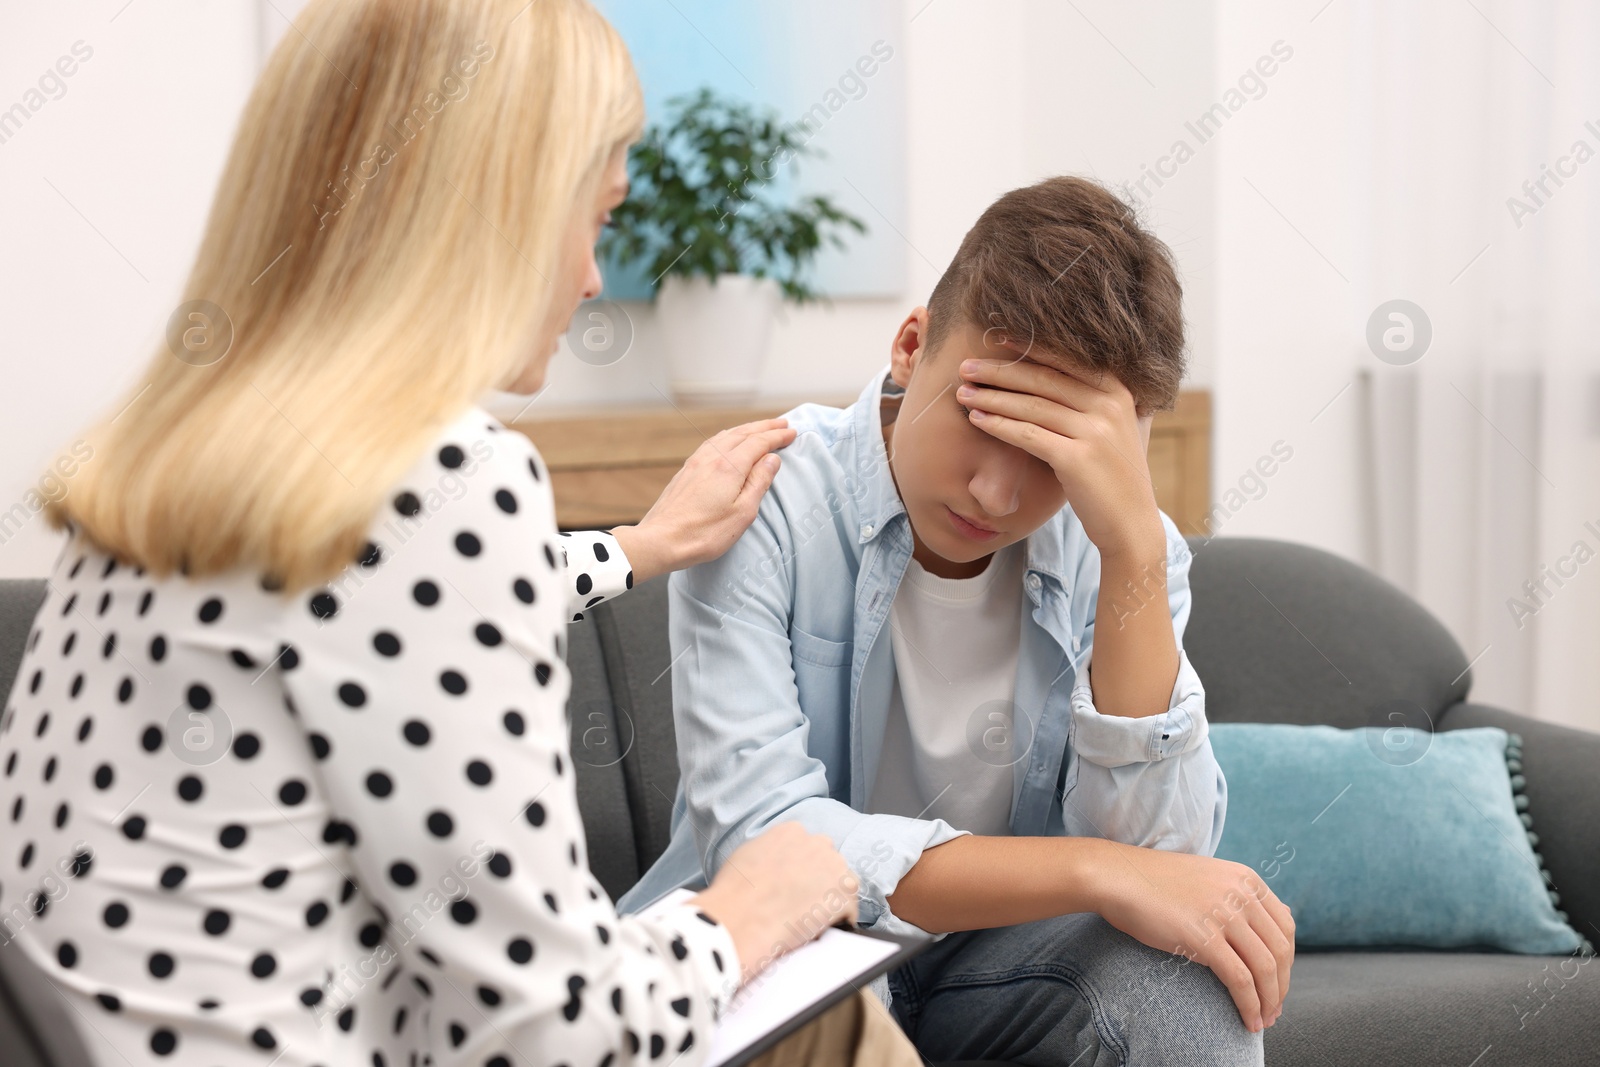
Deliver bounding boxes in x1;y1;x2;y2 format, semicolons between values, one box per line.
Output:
687;884;763;984
609;523;669;586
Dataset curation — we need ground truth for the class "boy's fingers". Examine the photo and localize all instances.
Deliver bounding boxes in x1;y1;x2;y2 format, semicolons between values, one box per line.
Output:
961;353;1113;405
1263;892;1296;944
1239;878;1293;1016
1246;904;1292;1016
1248;878;1296;946
1225;921;1278;1030
1257;895;1296;1005
965;410;1063;467
1205;942;1264;1033
959;384;1093;439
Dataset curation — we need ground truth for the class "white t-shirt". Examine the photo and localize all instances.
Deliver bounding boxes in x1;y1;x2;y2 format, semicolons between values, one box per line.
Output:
867;541;1025;836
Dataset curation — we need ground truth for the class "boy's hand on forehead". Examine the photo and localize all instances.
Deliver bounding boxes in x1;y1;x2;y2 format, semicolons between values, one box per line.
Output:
955;342;1163;560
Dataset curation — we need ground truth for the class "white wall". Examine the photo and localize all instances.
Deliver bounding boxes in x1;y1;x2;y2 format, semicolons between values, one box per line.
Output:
0;0;259;577
1208;0;1600;734
0;0;1222;581
1210;0;1366;561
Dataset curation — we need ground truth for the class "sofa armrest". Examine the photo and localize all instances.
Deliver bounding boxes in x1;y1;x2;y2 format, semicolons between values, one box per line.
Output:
1440;702;1600;949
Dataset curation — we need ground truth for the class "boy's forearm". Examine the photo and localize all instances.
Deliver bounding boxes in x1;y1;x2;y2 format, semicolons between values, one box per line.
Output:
1089;536;1180;719
886;835;1116;932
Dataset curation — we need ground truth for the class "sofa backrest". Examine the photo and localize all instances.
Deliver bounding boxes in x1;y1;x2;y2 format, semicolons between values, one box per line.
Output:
566;575;686;900
0;580;44;744
568;575;685;889
564;612;647;899
572;537;1482;893
1182;536;1471;729
0;580;80;1067
574;539;1481;871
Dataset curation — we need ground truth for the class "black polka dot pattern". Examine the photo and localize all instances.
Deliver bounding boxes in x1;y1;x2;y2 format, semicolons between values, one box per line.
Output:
0;404;731;1067
556;530;635;623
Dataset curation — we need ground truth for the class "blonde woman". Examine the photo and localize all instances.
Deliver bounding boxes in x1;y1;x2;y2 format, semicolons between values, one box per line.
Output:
0;1;921;1064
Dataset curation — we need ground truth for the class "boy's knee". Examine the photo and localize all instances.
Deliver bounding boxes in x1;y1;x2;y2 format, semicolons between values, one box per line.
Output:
898;914;1263;1066
1095;923;1264;1067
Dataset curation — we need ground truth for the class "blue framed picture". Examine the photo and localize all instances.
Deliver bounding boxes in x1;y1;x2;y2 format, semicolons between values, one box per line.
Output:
594;0;907;300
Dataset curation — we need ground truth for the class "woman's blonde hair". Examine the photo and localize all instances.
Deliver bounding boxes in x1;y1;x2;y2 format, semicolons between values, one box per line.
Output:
48;0;642;589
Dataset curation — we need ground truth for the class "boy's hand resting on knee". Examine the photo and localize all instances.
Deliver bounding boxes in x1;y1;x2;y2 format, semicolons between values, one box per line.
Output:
689;822;859;985
1091;840;1295;1033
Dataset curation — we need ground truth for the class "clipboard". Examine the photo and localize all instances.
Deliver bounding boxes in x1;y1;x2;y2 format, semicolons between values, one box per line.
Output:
640;889;929;1067
713;923;928;1067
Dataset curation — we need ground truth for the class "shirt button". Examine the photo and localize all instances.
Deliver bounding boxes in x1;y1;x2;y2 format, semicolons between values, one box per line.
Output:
1026;574;1041;591
861;523;874;539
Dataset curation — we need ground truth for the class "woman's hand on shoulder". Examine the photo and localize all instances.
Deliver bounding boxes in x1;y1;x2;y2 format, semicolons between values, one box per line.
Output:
611;418;795;584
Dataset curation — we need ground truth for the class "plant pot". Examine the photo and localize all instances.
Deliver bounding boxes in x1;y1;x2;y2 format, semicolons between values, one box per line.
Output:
656;273;780;405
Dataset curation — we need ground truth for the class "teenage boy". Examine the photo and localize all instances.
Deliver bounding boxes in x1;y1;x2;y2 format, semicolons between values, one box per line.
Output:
618;177;1294;1065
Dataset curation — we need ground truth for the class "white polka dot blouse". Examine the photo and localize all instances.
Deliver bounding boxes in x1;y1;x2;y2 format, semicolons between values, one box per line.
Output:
0;405;740;1067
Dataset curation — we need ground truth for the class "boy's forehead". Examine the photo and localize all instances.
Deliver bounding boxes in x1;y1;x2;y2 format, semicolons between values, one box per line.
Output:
956;319;1092;376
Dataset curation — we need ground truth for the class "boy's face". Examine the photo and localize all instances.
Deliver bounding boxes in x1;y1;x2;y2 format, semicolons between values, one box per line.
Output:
881;308;1074;579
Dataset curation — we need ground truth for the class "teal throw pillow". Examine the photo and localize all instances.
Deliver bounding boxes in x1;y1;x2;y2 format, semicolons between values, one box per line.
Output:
1210;723;1590;955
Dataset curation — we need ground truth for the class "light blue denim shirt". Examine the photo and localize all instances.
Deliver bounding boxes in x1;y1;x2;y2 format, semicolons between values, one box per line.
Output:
617;366;1227;939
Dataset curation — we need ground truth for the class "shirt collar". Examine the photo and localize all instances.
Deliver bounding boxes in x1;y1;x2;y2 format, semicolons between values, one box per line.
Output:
847;364;1073;590
848;364;906;544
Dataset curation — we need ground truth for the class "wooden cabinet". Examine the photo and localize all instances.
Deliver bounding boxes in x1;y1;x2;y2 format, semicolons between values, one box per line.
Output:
510;390;1211;536
1143;390;1211;538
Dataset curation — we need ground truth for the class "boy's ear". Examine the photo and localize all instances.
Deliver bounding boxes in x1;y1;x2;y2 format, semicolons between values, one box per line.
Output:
889;306;931;389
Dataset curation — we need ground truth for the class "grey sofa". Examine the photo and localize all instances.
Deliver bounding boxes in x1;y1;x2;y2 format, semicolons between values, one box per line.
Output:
1;537;1596;1066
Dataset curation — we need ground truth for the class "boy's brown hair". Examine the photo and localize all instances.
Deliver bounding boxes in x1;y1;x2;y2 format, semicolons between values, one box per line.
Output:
925;176;1186;413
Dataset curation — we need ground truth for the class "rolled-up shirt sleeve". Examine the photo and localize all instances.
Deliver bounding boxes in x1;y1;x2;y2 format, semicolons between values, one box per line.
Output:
1067;648;1208;767
1059;520;1227;857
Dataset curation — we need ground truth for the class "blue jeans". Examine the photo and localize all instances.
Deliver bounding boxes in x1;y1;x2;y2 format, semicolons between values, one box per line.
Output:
887;912;1264;1066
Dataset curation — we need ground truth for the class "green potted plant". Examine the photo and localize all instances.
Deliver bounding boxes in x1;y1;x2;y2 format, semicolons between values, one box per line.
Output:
601;87;868;403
